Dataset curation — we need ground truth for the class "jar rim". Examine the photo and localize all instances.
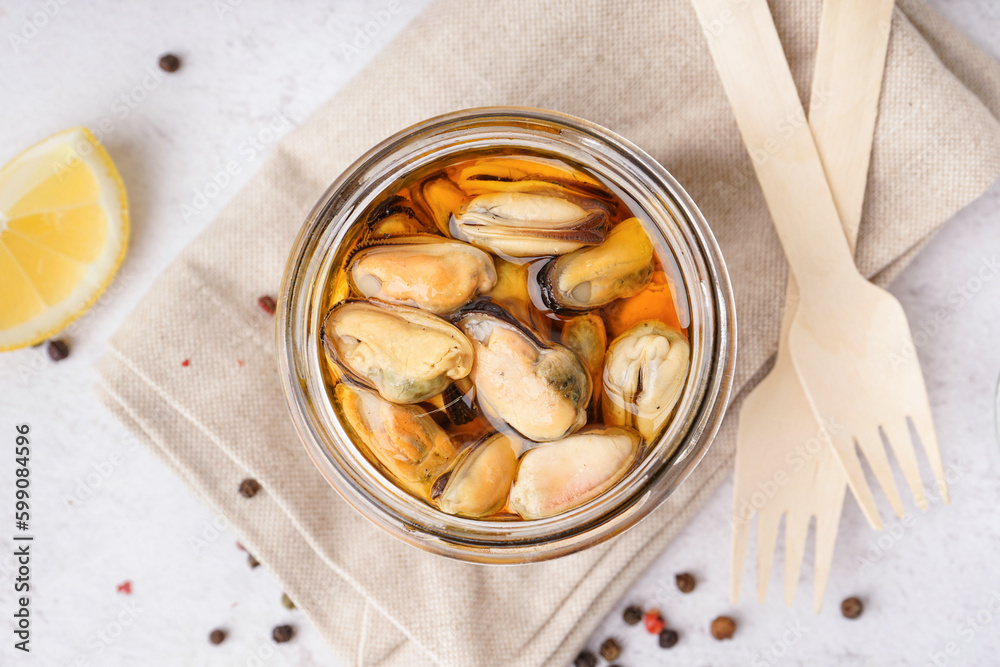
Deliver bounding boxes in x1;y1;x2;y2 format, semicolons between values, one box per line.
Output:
277;107;737;563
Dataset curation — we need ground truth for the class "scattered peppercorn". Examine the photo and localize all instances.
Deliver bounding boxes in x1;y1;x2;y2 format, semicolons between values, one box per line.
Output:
711;616;736;640
116;581;132;595
272;625;295;643
181;358;190;367
158;53;181;72
47;339;69;361
281;593;296;610
258;295;277;315
644;609;665;635
239;478;261;498
841;596;863;619
623;605;643;625
209;629;226;645
599;638;620;661
573;650;597;667
659;628;679;648
248;553;260;569
676;572;696;593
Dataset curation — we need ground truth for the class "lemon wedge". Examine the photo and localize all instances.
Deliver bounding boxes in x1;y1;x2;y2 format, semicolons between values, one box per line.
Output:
0;128;128;351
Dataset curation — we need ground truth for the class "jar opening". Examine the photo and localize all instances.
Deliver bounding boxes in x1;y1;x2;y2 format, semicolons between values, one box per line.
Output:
278;108;736;563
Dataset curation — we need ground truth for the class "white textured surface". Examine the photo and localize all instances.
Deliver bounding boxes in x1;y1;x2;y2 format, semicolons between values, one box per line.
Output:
0;1;998;665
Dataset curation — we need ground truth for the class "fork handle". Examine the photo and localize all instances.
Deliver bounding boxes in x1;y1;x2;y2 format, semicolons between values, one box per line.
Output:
690;0;860;295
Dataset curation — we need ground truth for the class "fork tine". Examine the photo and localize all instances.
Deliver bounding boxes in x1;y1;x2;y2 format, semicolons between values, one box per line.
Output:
731;508;752;603
853;430;905;518
911;409;950;503
882;421;928;510
756;509;783;603
829;434;883;529
783;508;811;606
812;506;840;612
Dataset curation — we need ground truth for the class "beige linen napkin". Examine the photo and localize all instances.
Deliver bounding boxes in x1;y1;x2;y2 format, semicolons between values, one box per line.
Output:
95;1;1000;665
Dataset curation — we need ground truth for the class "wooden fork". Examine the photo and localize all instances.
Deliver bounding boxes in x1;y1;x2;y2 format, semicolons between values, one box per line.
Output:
691;0;949;559
731;0;896;609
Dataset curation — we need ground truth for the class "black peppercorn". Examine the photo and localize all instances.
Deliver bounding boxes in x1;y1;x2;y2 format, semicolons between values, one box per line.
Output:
209;628;226;645
676;572;696;593
47;339;69;361
239;478;261;498
622;605;643;625
272;624;294;643
573;650;597;667
659;628;679;648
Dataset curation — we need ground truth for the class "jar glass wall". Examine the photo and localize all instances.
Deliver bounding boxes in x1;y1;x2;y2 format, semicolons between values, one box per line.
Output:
277;108;736;563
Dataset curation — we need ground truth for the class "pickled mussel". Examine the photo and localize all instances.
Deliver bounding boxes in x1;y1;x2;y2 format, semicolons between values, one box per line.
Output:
321;149;692;522
509;427;642;519
413;175;466;237
336;384;456;494
454;300;591;442
452;157;613;200
539;217;654;312
322;300;473;404
603;320;690;440
434;433;518;518
561;314;607;418
364;195;430;238
453;191;608;258
348;236;497;314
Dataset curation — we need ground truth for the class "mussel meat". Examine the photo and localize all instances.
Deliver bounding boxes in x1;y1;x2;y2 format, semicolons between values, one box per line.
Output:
336;383;456;493
435;433;518;518
452;191;608;258
602;320;690;440
322;300;473;404
412;175;466;237
364;195;431;238
538;217;654;312
561;313;607;418
508;427;642;519
452;157;613;200
455;300;591;442
348;236;497;315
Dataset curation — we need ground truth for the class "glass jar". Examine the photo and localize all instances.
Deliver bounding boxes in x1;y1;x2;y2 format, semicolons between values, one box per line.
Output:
277;108;736;563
